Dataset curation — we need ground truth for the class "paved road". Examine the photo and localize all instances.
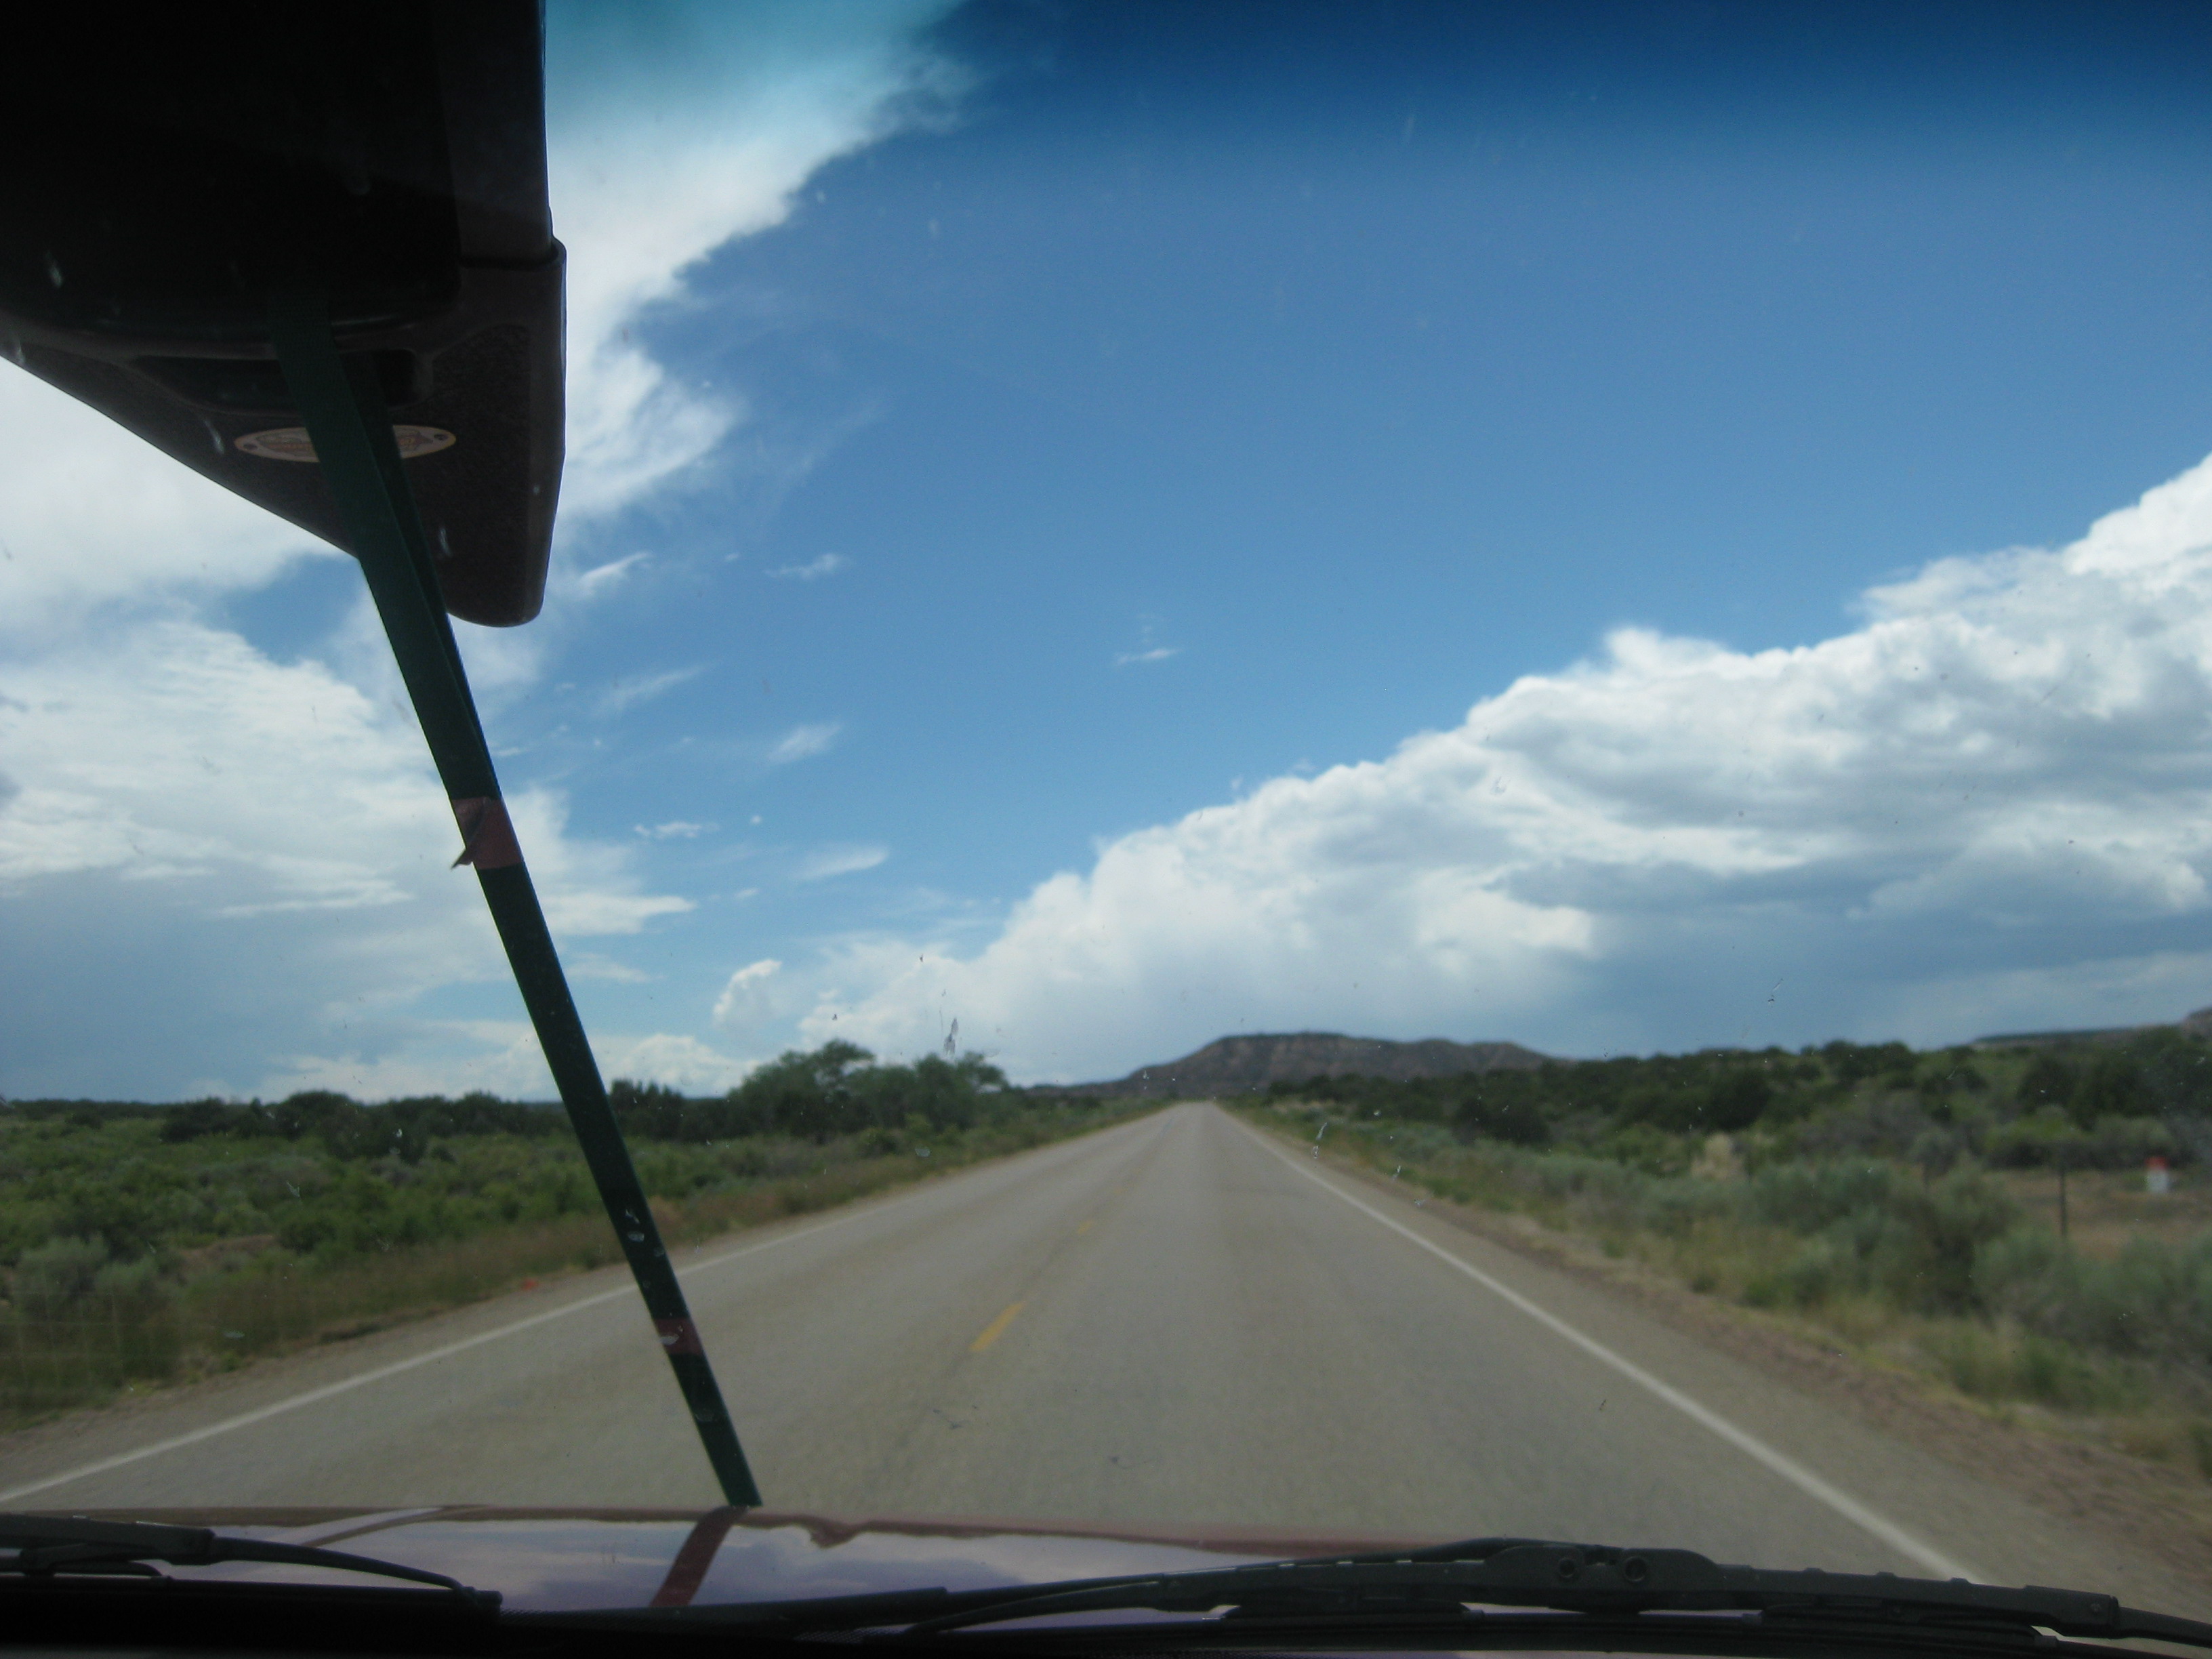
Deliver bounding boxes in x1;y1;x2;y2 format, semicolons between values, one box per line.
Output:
2;1105;2202;1613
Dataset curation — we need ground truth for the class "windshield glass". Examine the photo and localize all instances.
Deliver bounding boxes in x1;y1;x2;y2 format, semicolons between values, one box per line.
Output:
5;0;2212;1631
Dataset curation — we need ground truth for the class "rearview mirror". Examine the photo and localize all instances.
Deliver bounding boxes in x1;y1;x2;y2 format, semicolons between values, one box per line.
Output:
0;3;562;625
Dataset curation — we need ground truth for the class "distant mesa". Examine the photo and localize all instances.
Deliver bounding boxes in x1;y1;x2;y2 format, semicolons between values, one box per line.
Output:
1054;1031;1551;1099
1057;1005;2212;1099
1973;1005;2212;1049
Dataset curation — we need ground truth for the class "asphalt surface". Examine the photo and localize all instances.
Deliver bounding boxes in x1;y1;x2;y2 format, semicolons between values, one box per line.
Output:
2;1104;2204;1614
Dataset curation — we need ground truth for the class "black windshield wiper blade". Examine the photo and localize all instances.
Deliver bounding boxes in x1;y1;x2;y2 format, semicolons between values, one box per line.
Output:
0;1514;498;1610
596;1539;2212;1651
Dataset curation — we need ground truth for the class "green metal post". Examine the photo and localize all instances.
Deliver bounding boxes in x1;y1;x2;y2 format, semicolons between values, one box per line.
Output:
270;294;762;1507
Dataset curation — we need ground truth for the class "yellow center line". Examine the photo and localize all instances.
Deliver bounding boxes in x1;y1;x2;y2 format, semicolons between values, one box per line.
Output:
968;1301;1025;1353
1076;1218;1095;1235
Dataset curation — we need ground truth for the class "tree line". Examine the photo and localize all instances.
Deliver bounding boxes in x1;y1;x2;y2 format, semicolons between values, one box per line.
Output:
1269;1029;2211;1168
1;1042;1022;1159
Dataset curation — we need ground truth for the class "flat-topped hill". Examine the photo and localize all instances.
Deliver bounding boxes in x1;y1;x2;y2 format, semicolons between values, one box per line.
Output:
1973;1004;2212;1048
1056;1031;1551;1099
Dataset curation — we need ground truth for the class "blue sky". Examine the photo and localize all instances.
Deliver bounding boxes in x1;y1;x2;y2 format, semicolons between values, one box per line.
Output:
10;1;2212;1097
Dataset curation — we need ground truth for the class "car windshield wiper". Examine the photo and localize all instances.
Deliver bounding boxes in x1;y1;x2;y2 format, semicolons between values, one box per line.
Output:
0;1513;497;1610
522;1538;2212;1652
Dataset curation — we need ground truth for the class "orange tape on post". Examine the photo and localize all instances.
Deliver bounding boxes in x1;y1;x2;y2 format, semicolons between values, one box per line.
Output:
449;796;523;869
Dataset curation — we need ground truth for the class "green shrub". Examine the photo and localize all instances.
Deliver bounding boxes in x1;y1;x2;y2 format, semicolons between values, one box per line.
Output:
1883;1168;2021;1311
1921;1322;2143;1412
2076;1052;2148;1127
1744;1160;1896;1232
1985;1109;2171;1169
1744;1237;1851;1309
1978;1227;2212;1373
2017;1053;2078;1114
9;1235;110;1307
1707;1071;1773;1132
1456;1093;1551;1147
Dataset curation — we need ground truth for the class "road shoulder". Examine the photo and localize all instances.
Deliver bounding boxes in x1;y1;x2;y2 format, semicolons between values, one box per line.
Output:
1232;1103;2212;1597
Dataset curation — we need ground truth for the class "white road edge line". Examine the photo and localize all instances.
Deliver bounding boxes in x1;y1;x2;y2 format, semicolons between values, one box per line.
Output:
1240;1119;1981;1584
1;1117;1162;1506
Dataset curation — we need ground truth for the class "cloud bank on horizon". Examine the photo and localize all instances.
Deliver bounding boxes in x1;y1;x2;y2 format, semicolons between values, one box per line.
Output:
800;456;2212;1082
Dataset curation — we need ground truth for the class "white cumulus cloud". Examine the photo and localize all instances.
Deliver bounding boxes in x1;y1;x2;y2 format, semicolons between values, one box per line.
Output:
767;553;850;581
806;454;2212;1081
796;844;890;881
254;1024;752;1101
769;721;843;764
0;621;689;1097
575;551;651;598
252;1022;562;1105
0;369;325;639
713;958;785;1030
598;663;705;716
598;1031;755;1093
546;1;962;520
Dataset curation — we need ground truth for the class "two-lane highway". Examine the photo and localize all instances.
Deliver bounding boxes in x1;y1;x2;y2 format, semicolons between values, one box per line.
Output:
2;1105;2203;1615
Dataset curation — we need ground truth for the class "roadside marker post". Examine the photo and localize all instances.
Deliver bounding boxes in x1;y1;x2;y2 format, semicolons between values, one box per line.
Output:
269;294;762;1509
